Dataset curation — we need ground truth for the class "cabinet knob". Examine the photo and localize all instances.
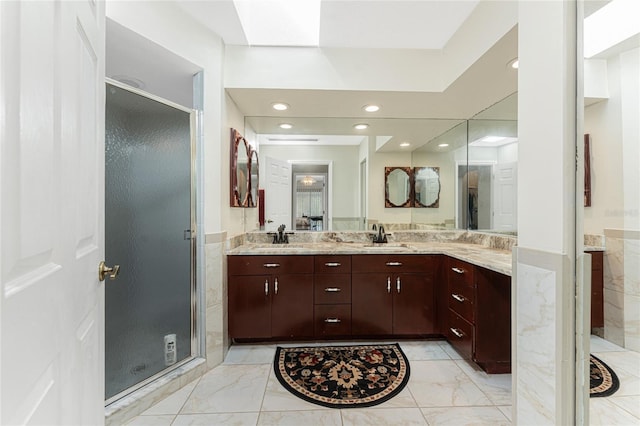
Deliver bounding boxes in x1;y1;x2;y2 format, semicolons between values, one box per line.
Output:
263;263;280;268
264;280;269;296
324;318;341;323
397;277;401;293
387;277;391;293
386;261;403;266
451;267;465;274
450;327;465;338
324;287;341;292
274;277;278;294
324;262;341;267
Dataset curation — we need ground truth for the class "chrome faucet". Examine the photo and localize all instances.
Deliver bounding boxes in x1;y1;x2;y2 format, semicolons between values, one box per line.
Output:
372;225;388;244
269;224;290;244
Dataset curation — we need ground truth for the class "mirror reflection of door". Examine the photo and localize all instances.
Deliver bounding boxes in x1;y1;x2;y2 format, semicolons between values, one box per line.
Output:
293;172;327;231
264;156;292;231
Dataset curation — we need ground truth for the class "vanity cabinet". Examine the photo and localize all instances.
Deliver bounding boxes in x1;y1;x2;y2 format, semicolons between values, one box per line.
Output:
587;251;604;328
313;255;352;337
351;255;437;336
228;255;314;340
446;258;511;373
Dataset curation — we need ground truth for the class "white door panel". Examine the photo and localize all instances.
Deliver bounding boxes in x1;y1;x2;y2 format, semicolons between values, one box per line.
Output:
1;1;105;425
264;157;292;232
493;162;517;231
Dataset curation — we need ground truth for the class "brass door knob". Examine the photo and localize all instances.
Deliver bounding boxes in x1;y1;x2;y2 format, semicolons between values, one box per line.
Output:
98;261;120;281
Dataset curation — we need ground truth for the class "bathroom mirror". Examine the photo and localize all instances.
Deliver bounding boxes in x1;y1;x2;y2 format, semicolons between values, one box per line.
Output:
249;149;259;208
230;128;255;207
385;167;412;208
413;167;440;208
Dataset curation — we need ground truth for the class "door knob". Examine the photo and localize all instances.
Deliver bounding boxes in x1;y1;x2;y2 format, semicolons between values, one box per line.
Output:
98;261;120;281
267;219;274;223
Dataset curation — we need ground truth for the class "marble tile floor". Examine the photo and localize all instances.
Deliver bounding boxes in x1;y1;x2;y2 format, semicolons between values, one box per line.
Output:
122;336;639;425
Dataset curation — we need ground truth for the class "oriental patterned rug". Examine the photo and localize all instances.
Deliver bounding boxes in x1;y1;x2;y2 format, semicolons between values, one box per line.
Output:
273;343;410;409
590;354;620;398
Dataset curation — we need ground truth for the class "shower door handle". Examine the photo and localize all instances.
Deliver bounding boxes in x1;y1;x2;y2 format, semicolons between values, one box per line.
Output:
98;261;120;282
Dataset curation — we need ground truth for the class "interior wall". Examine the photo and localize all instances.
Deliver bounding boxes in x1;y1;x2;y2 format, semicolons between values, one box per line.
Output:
258;144;360;220
411;150;456;226
223;93;259;237
367;137;413;224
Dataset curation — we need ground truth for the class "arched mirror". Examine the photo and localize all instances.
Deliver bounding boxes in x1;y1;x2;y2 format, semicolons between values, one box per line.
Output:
230;128;252;207
385;167;412;208
248;149;259;208
413;167;440;208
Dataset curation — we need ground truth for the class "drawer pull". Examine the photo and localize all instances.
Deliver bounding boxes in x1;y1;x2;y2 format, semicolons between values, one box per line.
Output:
263;263;280;268
274;277;278;295
324;318;341;323
451;267;465;274
324;287;341;292
450;327;465;338
387;277;391;293
264;280;269;296
324;262;341;267
386;261;403;266
397;277;401;293
451;293;466;302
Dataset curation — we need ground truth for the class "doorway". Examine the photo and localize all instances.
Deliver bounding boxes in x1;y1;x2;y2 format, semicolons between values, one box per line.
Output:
292;163;329;231
104;81;196;402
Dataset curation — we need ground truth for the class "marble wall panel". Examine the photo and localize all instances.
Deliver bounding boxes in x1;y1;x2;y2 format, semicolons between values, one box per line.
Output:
604;229;640;352
513;247;574;425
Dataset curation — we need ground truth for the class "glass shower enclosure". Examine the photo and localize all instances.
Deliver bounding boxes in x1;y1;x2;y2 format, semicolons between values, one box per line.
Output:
104;81;195;402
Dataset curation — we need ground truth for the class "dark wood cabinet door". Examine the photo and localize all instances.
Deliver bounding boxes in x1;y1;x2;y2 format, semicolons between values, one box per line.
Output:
228;275;271;339
393;273;436;334
352;273;393;335
587;251;604;328
271;274;314;339
474;267;511;373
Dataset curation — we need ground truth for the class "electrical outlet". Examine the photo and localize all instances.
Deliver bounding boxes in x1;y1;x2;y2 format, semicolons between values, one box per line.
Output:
164;334;177;366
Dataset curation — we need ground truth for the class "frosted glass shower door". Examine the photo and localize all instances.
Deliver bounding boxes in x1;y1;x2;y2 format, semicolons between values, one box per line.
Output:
105;83;194;401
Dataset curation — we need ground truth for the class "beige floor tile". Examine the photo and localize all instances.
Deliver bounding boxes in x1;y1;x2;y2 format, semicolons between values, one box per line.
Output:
341;407;428;426
420;406;511;425
172;412;259;425
257;410;342;426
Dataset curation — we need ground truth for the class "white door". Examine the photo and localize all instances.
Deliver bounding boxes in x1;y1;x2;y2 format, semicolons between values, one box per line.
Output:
493;162;518;231
264;156;292;232
1;1;105;425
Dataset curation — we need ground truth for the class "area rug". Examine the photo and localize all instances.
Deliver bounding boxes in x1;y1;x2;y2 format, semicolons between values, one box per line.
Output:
273;343;410;408
590;354;620;398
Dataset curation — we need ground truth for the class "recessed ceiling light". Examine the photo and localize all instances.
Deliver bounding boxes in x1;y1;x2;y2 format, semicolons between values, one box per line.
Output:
508;58;519;69
272;102;289;111
438;143;449;147
353;123;369;130
279;123;293;129
399;142;411;147
363;104;380;112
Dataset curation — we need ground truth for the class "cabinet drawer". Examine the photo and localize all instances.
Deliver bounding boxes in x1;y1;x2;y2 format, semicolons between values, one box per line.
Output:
448;280;474;323
314;255;351;274
352;254;435;273
314;305;351;336
228;255;313;275
447;309;473;360
314;274;351;304
448;258;474;287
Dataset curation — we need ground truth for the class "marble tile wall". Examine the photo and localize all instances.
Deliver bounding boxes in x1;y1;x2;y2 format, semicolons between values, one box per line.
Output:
513;247;574;425
604;229;640;352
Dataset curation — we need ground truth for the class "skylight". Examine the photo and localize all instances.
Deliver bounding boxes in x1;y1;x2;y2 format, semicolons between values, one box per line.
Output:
584;0;640;58
233;0;321;47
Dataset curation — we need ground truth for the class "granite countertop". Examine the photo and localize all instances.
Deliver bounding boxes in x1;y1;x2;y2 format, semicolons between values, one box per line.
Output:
227;241;513;276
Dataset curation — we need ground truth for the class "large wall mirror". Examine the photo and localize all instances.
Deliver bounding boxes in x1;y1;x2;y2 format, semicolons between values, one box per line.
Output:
237;25;518;230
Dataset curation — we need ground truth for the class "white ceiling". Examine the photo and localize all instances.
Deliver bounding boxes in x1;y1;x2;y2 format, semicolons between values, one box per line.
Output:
176;0;480;49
